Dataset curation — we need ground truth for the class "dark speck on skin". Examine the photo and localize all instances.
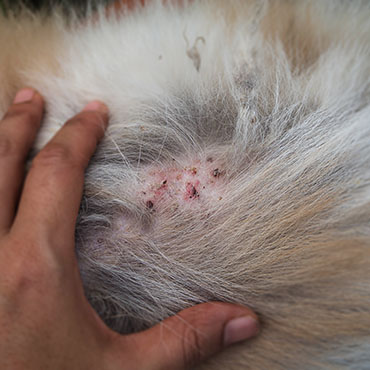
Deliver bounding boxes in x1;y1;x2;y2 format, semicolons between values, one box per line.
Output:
213;168;222;177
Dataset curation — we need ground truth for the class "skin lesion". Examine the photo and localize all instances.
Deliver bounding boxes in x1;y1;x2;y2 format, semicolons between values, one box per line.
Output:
185;181;200;200
139;157;226;211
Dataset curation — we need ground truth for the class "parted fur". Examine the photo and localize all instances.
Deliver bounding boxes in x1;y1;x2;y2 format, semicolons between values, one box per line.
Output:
0;1;370;369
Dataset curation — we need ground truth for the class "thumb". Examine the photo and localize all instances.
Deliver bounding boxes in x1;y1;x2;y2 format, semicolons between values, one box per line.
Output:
120;302;259;370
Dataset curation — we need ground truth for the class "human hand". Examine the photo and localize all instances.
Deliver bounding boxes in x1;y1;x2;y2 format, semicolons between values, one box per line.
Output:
0;88;259;370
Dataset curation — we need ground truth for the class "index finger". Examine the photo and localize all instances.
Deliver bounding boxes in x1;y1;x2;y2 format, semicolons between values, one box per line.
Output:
11;101;109;250
0;89;44;234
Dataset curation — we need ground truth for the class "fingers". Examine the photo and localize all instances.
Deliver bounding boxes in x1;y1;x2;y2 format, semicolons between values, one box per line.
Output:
12;101;109;250
0;88;44;235
112;303;259;370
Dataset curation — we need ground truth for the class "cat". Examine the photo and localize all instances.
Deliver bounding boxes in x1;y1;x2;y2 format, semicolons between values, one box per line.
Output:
0;0;369;368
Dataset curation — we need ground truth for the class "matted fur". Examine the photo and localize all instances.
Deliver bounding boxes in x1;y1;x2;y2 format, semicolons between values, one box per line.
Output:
0;1;370;368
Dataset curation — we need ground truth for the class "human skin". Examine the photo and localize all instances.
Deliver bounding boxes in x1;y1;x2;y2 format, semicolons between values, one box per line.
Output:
0;88;259;370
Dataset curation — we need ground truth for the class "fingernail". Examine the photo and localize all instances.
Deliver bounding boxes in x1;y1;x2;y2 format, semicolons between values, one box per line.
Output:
13;88;35;104
83;100;109;115
223;316;259;347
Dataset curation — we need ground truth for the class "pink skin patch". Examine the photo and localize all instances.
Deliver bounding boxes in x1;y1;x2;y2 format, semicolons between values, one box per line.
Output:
138;157;225;211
